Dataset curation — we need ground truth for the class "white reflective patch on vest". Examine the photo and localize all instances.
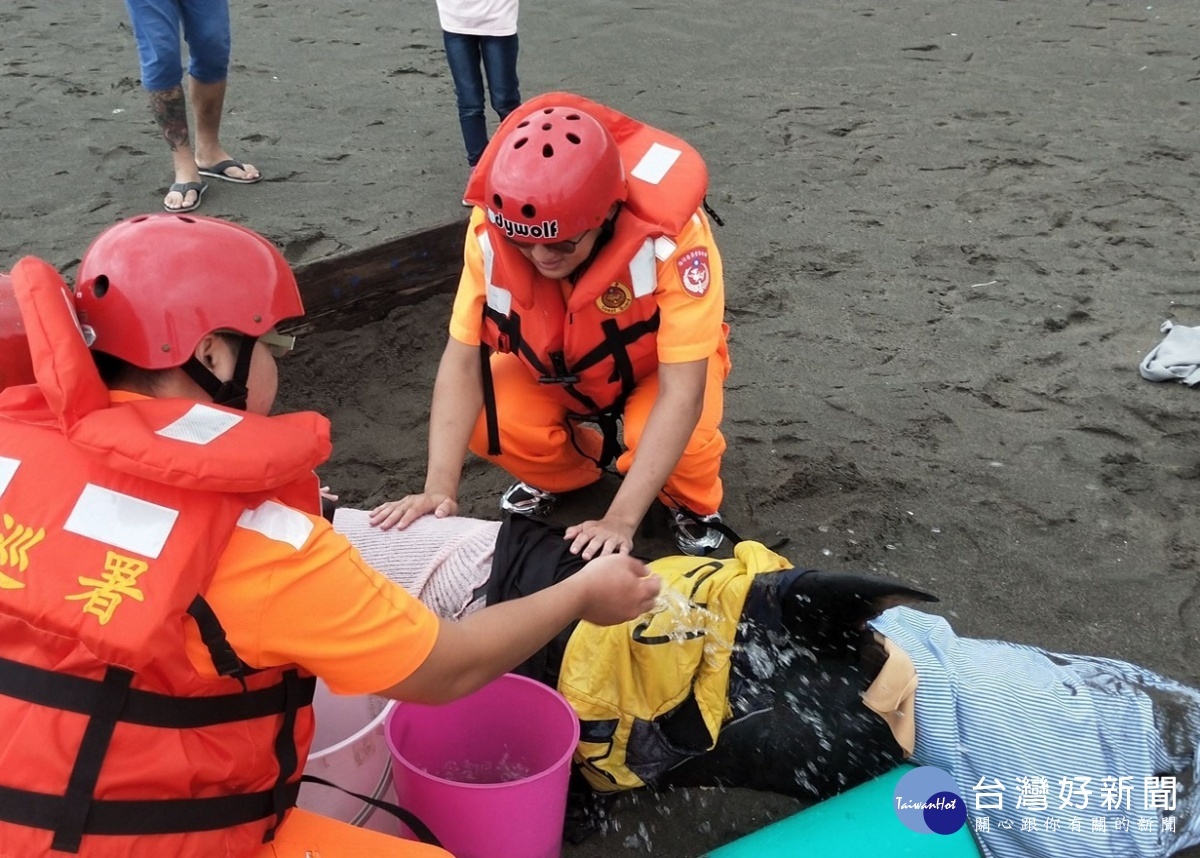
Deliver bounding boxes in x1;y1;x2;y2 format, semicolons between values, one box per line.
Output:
0;457;19;498
479;230;513;315
630;239;658;298
64;484;179;559
155;404;243;445
653;236;677;262
237;500;314;550
479;229;496;284
630;143;682;186
486;284;512;316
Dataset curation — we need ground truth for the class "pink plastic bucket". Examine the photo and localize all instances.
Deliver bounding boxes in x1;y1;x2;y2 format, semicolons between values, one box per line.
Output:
297;679;398;834
385;673;580;858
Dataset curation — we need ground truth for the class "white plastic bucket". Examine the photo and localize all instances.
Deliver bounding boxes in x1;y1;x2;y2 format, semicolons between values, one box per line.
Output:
297;679;398;834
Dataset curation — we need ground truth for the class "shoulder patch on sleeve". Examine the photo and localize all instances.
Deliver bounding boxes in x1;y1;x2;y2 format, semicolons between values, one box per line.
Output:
237;500;315;550
675;248;712;298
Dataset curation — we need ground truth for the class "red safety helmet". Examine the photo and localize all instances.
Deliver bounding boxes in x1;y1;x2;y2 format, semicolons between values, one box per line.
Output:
0;272;36;389
74;214;303;370
485;105;627;243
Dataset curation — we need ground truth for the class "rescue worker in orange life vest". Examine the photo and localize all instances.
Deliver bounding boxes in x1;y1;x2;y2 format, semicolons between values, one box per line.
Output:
370;92;732;559
0;215;660;858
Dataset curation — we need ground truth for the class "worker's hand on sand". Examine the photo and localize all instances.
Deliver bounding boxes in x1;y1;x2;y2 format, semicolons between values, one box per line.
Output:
369;492;458;530
564;516;635;559
572;554;661;626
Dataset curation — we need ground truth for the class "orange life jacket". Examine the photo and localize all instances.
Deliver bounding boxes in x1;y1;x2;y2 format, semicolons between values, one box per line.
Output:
0;257;332;857
463;92;711;421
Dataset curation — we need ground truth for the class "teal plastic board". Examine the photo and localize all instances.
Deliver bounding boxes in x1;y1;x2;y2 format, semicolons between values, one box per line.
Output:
705;765;983;857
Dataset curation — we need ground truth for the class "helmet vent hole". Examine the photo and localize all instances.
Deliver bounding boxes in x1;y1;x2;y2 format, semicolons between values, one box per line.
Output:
517;120;530;128
542;144;554;158
513;137;528;150
566;114;581;120
566;133;581;145
92;275;109;299
521;204;537;219
492;194;505;209
541;123;553;131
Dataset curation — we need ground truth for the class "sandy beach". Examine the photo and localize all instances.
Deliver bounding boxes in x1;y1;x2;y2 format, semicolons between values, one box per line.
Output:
6;1;1200;854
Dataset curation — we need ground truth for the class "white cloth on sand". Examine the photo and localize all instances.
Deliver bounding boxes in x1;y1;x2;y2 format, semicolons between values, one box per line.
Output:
1140;320;1200;386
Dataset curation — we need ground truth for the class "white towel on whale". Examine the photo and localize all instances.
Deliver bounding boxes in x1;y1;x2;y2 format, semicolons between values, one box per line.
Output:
1140;320;1200;387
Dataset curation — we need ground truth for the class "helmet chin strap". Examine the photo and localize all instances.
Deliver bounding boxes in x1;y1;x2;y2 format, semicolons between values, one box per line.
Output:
568;203;622;286
181;334;257;411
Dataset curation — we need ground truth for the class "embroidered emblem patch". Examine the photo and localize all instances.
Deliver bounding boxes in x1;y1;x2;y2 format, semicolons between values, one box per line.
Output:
676;248;711;297
597;282;633;315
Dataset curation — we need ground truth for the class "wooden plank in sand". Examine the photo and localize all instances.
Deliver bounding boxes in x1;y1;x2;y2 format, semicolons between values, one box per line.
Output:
289;218;466;334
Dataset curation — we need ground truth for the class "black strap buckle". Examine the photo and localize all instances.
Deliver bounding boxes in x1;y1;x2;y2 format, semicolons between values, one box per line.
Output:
540;351;579;385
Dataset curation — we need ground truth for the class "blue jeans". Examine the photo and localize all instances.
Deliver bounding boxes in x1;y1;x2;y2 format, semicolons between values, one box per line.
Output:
125;0;231;91
442;31;521;167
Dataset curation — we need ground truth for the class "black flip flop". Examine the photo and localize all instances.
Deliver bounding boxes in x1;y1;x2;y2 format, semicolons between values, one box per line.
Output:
197;159;263;184
164;181;207;213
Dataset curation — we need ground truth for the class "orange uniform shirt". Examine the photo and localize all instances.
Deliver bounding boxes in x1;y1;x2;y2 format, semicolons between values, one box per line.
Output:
185;502;440;696
449;208;727;365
